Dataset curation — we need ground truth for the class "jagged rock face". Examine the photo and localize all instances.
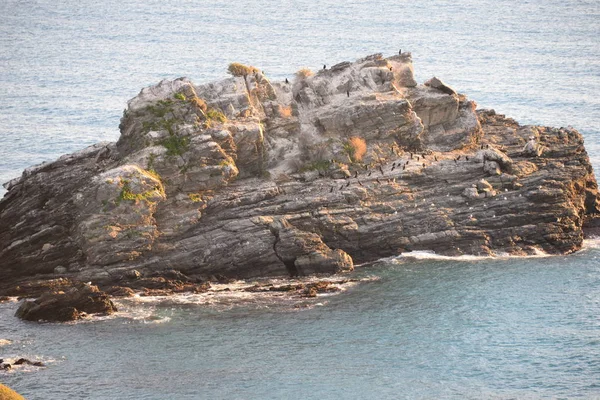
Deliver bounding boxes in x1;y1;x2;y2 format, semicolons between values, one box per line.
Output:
0;53;598;291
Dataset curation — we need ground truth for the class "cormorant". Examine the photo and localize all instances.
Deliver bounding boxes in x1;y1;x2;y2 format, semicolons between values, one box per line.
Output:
391;165;396;171
399;49;402;55
346;181;350;187
354;171;358;178
323;64;326;70
285;78;289;84
340;185;344;190
376;178;381;184
422;163;425;168
379;165;384;175
330;187;334;193
422;154;426;159
368;171;372;176
465;156;469;161
416;156;420;161
389;67;393;71
406;160;409;165
410;152;413;159
402;165;406;170
347;90;350;97
434;155;438;162
456;155;461;161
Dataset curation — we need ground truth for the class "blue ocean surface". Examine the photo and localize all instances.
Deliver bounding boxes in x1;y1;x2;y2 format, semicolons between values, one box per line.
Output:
1;246;600;399
1;0;599;398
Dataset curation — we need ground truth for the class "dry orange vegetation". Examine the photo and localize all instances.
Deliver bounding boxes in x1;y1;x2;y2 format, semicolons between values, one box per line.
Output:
348;137;367;161
295;68;314;78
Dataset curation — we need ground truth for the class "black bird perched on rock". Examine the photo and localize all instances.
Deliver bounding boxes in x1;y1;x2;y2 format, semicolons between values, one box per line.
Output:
379;165;384;175
392;162;396;168
346;181;350;187
389;66;393;71
416;156;420;161
323;64;326;70
410;152;413;159
399;49;402;55
376;178;381;184
406;160;409;165
285;78;289;84
465;156;469;161
358;180;363;186
347;90;350;97
354;171;358;178
339;184;344;190
434;155;438;162
486;144;489;149
368;171;372;176
402;165;406;170
330;186;334;193
456;155;461;161
422;154;426;159
422;163;425;168
391;165;396;171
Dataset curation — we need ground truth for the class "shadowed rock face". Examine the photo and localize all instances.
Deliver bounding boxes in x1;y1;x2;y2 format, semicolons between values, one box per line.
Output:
0;53;598;293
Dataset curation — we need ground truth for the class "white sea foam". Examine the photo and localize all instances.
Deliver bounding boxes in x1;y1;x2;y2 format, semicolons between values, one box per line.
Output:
387;248;554;263
582;236;600;250
112;275;371;314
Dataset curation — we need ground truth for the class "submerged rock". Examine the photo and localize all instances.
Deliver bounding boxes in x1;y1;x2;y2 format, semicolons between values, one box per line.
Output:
15;283;116;322
0;53;598;296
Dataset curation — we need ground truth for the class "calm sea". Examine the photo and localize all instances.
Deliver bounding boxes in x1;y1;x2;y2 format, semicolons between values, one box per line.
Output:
1;0;599;398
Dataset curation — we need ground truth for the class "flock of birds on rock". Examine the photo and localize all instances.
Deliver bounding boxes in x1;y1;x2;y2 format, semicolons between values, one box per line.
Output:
322;150;480;194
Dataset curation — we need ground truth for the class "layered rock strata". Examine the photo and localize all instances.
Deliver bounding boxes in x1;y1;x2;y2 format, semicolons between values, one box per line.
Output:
1;53;598;295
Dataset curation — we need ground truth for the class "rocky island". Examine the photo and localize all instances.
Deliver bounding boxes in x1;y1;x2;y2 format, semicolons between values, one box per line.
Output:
1;53;599;321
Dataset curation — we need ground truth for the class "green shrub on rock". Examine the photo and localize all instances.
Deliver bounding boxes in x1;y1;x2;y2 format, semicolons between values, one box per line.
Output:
161;135;190;156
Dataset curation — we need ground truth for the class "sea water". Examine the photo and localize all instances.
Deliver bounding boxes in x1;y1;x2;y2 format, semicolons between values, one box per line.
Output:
0;0;599;398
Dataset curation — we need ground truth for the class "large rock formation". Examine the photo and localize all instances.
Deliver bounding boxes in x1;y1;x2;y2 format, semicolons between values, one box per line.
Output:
0;53;598;295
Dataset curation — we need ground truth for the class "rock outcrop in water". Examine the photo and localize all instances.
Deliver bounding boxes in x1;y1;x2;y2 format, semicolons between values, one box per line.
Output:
15;283;116;322
1;53;599;296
